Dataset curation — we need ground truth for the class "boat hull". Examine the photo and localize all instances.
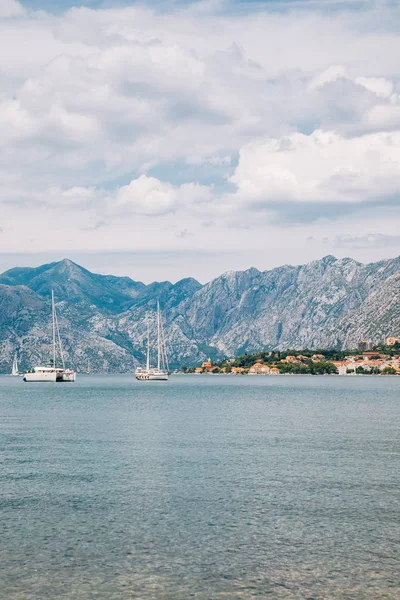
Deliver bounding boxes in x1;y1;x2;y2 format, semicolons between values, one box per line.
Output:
23;369;76;382
23;371;57;382
61;371;76;382
136;371;169;381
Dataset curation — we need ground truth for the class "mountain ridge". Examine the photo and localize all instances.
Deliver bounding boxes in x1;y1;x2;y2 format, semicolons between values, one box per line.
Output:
0;255;399;373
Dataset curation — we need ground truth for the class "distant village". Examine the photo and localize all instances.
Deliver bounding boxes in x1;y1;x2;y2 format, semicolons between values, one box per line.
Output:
181;337;400;375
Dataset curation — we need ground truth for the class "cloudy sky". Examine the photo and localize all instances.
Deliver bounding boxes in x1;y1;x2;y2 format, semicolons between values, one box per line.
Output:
1;0;400;282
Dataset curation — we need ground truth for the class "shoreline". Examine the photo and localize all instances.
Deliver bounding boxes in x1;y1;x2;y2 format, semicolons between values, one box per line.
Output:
177;372;399;377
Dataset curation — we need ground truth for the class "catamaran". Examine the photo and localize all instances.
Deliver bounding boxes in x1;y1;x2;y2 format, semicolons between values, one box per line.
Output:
23;291;76;383
11;352;21;376
135;302;169;381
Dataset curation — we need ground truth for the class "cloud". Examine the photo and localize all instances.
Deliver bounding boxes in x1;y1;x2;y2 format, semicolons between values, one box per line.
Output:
0;0;25;18
309;66;393;99
1;0;400;271
80;220;108;231
228;129;400;209
113;175;212;216
2;1;400;188
330;233;400;249
308;65;349;91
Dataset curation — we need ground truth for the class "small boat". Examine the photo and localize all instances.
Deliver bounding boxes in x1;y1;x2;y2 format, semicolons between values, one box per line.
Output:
23;291;76;383
136;302;169;381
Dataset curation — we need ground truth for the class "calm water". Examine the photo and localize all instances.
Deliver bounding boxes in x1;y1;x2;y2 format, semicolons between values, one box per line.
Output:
1;375;399;599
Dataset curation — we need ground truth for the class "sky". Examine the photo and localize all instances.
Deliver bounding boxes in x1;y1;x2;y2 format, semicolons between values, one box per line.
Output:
1;0;400;282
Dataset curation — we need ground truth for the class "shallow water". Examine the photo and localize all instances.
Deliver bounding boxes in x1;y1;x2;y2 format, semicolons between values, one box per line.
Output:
1;374;399;599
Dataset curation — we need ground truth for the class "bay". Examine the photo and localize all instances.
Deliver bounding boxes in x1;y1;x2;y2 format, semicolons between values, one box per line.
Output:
1;375;399;599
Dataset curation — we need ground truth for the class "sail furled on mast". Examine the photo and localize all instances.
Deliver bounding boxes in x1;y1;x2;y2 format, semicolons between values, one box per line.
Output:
146;318;150;371
52;290;56;368
159;305;169;372
11;352;19;376
50;289;68;372
135;301;169;381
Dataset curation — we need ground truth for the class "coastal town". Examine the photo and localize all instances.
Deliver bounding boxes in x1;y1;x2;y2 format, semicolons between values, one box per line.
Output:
182;337;400;375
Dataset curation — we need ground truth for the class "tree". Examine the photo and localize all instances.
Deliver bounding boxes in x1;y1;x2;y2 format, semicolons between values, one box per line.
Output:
309;361;337;375
382;366;397;375
180;365;188;373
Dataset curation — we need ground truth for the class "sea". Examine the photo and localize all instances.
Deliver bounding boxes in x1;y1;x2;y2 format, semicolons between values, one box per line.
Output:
1;375;399;599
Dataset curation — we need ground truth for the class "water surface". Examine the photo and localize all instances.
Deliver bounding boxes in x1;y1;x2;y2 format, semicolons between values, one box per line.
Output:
1;375;399;599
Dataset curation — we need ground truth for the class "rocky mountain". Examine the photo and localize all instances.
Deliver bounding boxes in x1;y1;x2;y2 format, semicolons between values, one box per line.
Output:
0;256;399;373
334;272;400;348
0;259;144;314
179;255;400;355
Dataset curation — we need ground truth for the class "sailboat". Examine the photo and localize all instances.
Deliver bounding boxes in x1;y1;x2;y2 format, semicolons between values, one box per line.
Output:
135;302;169;381
23;291;76;383
11;352;21;376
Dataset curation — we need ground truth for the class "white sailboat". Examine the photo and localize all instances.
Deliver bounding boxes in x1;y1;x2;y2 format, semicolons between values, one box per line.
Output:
11;352;21;376
23;291;76;383
135;302;169;381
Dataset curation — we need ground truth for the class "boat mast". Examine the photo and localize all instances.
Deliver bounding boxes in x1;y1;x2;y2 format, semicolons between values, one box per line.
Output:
52;290;56;369
157;301;161;370
160;314;169;372
54;305;65;370
146;319;150;371
12;352;18;376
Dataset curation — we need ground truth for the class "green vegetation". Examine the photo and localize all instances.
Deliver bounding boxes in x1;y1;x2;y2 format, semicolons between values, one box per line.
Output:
213;349;341;374
369;342;400;356
180;344;399;375
382;366;397;375
278;361;337;375
355;366;381;375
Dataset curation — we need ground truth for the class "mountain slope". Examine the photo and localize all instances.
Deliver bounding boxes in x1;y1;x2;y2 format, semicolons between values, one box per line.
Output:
0;259;144;314
0;255;399;372
335;273;400;347
174;256;400;354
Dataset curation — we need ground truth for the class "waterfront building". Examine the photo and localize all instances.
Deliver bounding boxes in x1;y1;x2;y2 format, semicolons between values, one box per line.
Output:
311;354;325;362
201;358;213;371
297;355;308;362
249;364;271;374
269;368;280;375
358;339;373;351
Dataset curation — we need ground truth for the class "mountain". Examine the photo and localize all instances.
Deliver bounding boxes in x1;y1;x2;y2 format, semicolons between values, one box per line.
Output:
174;255;400;355
0;255;399;373
334;272;400;348
0;259;144;314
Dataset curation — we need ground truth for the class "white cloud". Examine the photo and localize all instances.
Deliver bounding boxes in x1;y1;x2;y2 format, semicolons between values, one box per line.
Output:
229;129;400;205
45;186;103;207
355;76;393;99
2;2;400;185
113;175;212;216
308;65;349;91
332;233;400;249
0;0;25;18
310;65;394;100
1;0;400;275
